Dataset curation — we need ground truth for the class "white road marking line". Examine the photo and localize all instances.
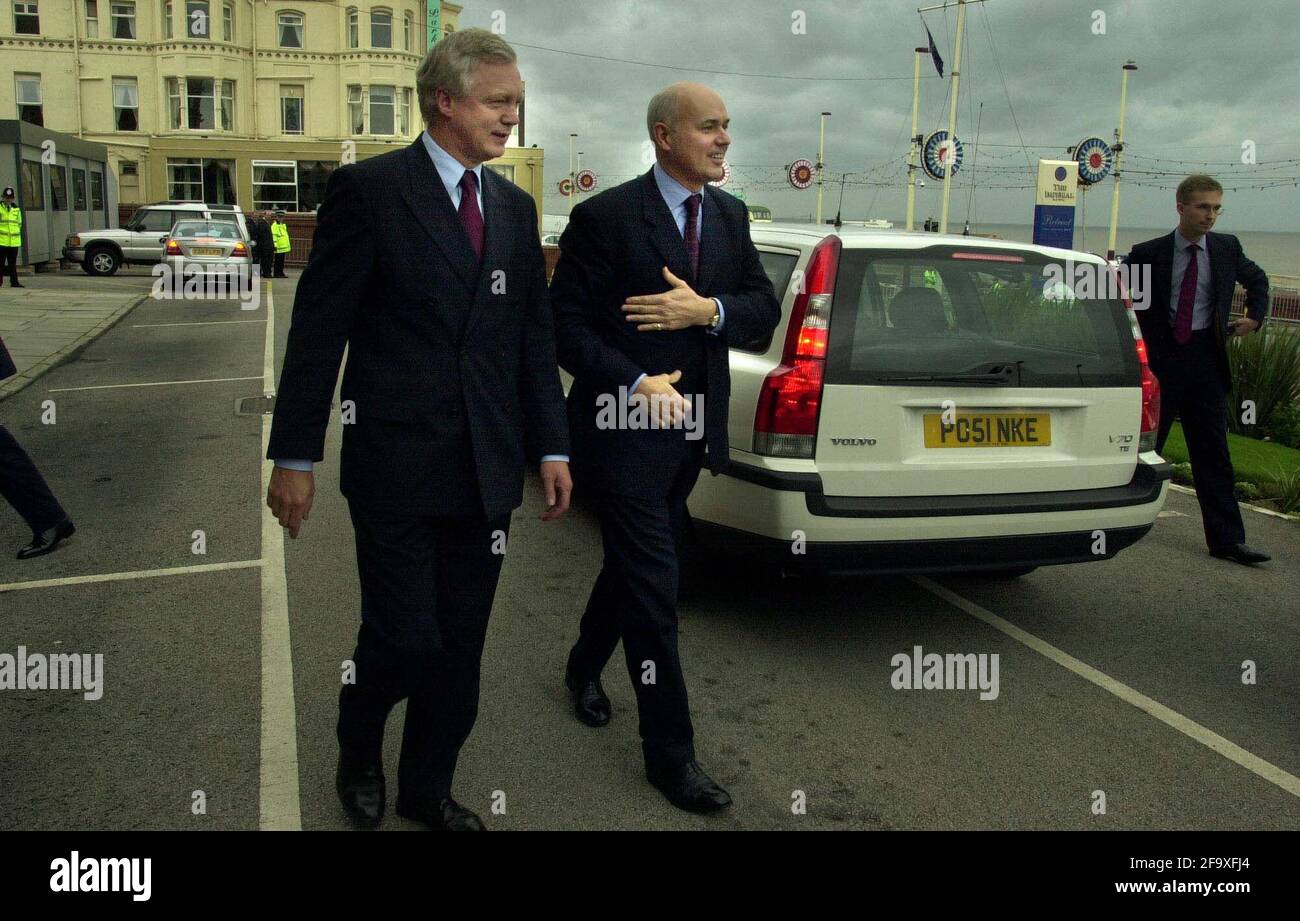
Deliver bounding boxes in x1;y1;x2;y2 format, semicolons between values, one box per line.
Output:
50;376;263;393
131;320;267;328
0;559;263;594
911;575;1300;799
257;281;302;831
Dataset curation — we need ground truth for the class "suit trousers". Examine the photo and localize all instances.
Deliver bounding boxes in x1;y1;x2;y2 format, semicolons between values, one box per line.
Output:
1;247;18;285
0;423;67;534
272;253;287;278
567;441;704;769
1152;328;1245;550
258;249;273;281
339;501;511;802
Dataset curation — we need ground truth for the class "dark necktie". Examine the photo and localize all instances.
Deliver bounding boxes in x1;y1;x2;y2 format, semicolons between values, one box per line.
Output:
458;170;484;260
683;193;701;279
1173;243;1199;345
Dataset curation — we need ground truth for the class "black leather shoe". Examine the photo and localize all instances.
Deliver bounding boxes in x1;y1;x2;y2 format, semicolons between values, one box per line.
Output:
1210;543;1271;565
565;669;611;727
17;519;75;560
336;758;385;829
646;760;732;813
396;796;485;831
10;282;24;288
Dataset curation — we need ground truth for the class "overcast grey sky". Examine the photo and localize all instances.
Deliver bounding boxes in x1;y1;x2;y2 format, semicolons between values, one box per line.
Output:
456;0;1300;232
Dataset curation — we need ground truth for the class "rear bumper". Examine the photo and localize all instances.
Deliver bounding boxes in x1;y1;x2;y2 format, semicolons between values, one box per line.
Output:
723;458;1171;518
694;520;1155;575
689;459;1170;574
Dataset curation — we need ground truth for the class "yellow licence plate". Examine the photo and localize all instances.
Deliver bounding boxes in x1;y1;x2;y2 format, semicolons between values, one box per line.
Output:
923;413;1051;448
191;247;223;256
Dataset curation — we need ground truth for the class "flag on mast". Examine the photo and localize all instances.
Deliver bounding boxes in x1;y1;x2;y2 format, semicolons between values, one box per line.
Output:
924;24;945;77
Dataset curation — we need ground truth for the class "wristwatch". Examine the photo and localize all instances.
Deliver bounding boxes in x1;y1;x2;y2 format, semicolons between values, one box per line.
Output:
708;306;721;330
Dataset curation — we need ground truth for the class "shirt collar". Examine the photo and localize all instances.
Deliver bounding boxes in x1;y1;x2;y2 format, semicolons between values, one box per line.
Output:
422;130;482;200
1176;228;1208;254
653;162;703;212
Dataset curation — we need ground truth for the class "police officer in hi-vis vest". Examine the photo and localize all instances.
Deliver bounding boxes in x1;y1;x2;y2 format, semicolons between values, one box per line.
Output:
0;187;23;287
271;210;291;278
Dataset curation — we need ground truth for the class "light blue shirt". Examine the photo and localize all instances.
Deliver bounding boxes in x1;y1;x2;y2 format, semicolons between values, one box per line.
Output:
1169;229;1213;331
276;130;567;471
627;164;726;398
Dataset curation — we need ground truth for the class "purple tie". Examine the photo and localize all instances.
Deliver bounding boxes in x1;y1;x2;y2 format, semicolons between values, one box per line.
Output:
683;193;701;279
1173;243;1199;345
458;170;484;260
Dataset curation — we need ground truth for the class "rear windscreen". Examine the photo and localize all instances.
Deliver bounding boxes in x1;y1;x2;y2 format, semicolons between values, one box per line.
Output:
826;247;1139;388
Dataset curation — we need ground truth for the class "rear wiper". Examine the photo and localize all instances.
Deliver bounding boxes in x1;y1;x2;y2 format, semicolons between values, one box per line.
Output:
876;371;1014;385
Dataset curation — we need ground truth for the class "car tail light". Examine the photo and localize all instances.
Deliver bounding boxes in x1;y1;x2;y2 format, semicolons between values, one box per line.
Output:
1114;265;1161;452
165;240;182;255
232;241;248;256
753;235;841;458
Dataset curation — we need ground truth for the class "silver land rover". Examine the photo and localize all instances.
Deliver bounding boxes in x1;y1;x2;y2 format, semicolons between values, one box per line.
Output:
64;202;249;276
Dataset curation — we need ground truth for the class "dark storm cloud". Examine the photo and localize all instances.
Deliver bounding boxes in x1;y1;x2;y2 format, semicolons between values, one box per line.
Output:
460;0;1299;230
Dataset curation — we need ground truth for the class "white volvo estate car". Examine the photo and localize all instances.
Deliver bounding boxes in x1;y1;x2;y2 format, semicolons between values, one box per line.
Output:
688;225;1171;578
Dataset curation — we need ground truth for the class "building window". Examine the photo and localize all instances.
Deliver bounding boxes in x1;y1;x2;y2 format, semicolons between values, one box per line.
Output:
168;158;203;200
220;79;234;129
49;164;68;211
110;1;135;39
165;76;181;128
347;84;363;133
346;7;357;48
369;85;394;134
72;169;88;210
91;170;104;209
162;1;171;39
16;75;43;127
485;163;514;185
253;160;298;211
113;77;139;130
277;11;302;47
399;87;411;136
186;0;209;38
21;161;44;209
370;9;390;48
280;84;303;134
222;1;232;41
186;77;215;129
296;160;336;211
14;1;39;34
120;160;138;176
85;0;98;37
403;11;412;51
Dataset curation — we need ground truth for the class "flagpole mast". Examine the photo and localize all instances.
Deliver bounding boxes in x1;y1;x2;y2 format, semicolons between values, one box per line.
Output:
568;133;576;216
816;111;830;224
939;0;966;234
907;46;926;232
1106;61;1137;261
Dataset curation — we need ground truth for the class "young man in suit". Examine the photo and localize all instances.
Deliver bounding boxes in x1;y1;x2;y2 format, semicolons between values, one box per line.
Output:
1123;174;1270;564
0;337;76;558
552;82;781;813
266;29;571;831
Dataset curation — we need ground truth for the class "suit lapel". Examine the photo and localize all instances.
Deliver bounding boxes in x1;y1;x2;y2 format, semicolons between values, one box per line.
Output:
399;139;478;293
1150;231;1176;327
642;170;693;284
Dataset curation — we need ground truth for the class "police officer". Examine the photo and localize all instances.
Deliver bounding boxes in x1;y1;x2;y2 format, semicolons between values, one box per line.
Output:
0;187;23;287
270;209;291;278
251;211;274;280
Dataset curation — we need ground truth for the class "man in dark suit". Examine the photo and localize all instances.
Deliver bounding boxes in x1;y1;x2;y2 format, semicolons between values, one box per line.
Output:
250;212;274;281
552;82;780;813
1123;174;1270;564
265;29;571;831
0;337;76;558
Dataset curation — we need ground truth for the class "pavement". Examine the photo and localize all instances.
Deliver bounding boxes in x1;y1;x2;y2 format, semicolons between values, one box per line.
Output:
0;270;1296;831
0;270;153;401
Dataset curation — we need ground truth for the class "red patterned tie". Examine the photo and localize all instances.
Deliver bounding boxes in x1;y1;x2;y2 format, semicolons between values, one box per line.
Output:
1173;243;1199;345
683;193;701;279
458;170;483;260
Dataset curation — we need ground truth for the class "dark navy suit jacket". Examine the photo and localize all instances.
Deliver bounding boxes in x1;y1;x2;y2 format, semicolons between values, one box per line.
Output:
267;138;569;518
551;169;780;498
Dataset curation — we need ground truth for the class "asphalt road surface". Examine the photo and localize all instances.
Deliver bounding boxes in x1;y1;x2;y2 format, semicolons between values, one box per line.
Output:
1;272;1296;830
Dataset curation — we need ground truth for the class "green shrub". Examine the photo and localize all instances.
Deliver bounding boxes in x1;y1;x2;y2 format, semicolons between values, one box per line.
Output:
1267;467;1300;514
1228;325;1300;437
1234;481;1262;501
1264;401;1300;449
